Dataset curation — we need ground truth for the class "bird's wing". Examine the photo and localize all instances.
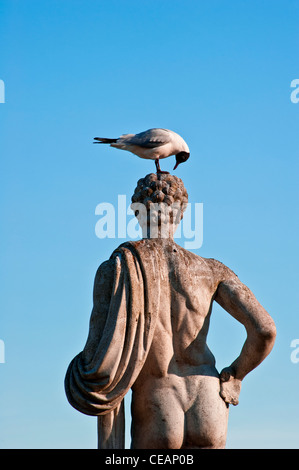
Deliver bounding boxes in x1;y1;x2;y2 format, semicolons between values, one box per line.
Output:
122;128;172;148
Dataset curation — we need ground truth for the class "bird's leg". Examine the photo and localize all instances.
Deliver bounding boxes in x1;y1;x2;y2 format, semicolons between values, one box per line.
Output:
155;158;169;174
155;158;160;172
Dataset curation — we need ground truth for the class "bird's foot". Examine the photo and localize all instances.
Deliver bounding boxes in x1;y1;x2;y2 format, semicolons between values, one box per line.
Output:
155;158;169;175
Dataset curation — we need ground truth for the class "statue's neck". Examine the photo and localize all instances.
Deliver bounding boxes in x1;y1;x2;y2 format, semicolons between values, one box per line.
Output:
141;225;176;240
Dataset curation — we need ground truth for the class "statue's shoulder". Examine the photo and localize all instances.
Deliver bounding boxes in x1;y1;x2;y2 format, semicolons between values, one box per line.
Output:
111;240;142;254
97;258;115;274
174;243;238;281
94;258;116;289
202;257;238;280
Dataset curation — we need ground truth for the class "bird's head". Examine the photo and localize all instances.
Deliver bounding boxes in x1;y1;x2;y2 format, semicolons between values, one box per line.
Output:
173;151;190;170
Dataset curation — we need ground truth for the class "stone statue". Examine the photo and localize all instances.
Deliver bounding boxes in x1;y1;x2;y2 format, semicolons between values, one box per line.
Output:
65;173;276;449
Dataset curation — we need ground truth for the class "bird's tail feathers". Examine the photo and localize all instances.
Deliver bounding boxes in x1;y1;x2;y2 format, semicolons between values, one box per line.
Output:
93;137;118;144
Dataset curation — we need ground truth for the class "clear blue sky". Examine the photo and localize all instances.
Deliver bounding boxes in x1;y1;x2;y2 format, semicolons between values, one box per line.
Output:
0;0;298;449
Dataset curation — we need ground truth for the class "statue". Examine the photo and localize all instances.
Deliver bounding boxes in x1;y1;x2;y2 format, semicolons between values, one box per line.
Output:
65;173;276;449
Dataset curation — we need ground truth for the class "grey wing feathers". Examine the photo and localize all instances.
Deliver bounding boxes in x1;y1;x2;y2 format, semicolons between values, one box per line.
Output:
124;128;171;148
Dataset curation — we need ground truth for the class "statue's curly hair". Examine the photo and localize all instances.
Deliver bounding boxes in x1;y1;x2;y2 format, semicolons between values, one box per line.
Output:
131;173;188;232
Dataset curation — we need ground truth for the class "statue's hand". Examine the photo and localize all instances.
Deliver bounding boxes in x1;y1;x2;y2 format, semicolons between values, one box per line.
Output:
219;367;242;406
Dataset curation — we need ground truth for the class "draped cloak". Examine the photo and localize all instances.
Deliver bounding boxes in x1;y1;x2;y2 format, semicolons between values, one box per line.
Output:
64;239;170;448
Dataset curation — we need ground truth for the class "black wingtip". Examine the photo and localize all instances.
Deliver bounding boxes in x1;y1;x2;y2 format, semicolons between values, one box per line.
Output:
93;137;118;144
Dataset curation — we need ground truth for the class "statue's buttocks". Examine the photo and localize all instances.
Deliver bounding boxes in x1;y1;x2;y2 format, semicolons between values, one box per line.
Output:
131;369;228;449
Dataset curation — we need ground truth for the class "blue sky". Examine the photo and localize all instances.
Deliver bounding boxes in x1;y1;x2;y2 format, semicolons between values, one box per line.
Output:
0;0;298;448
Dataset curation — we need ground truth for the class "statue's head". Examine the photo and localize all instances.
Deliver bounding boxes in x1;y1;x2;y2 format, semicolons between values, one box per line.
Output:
131;173;188;239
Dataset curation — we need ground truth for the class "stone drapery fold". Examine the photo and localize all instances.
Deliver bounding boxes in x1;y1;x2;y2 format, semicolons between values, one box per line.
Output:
64;240;163;448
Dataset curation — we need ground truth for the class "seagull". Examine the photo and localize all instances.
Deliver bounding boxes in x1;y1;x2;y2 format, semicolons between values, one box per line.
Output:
93;128;190;173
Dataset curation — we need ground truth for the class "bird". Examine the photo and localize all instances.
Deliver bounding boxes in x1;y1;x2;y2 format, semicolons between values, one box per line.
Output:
93;128;190;173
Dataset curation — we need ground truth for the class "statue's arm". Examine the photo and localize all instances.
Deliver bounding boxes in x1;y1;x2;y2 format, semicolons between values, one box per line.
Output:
214;276;276;405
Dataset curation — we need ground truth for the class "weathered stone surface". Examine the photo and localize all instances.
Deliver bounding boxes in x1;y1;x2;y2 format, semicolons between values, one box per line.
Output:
65;174;276;449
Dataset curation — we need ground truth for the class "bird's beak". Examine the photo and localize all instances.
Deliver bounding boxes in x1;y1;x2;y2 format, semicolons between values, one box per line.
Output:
173;162;179;170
